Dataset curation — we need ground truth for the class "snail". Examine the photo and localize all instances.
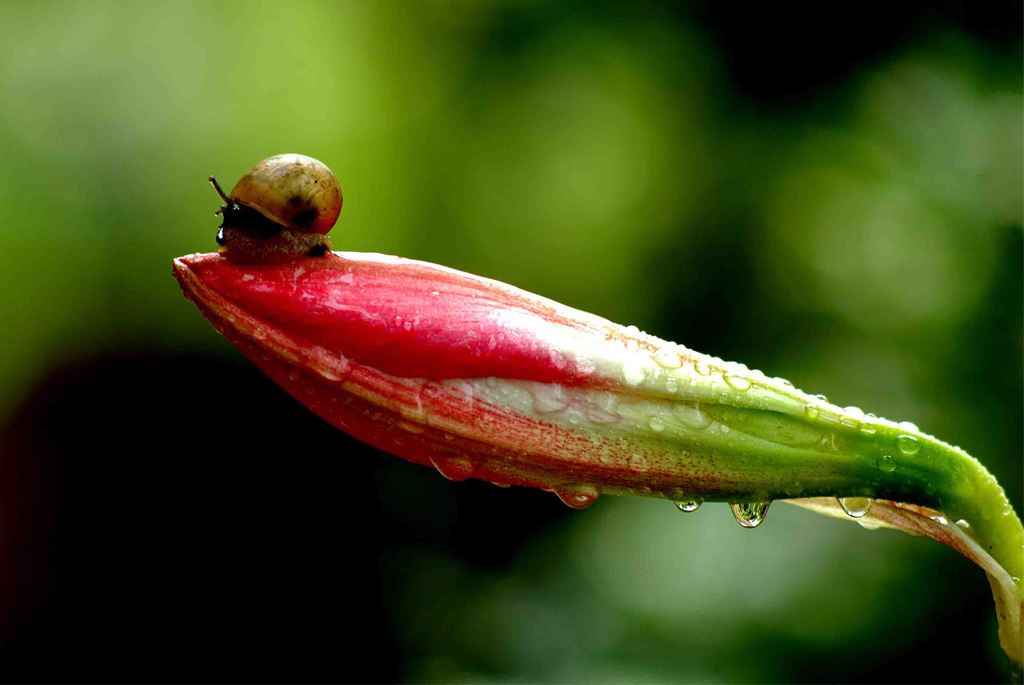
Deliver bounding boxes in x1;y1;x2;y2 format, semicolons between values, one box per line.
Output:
209;154;343;260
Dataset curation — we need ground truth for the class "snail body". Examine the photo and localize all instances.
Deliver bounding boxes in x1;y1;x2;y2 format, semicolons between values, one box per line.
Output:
210;154;342;260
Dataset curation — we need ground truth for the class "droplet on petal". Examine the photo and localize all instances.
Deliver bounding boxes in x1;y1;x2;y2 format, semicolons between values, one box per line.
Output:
555;486;600;509
429;454;475;481
838;497;872;518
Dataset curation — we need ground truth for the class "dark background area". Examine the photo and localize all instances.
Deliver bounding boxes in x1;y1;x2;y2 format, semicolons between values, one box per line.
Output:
0;1;1020;682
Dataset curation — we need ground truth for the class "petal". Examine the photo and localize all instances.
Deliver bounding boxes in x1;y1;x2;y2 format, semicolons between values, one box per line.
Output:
173;249;1022;669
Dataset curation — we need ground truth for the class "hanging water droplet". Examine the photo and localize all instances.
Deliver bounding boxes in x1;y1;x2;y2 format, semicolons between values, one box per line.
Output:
675;403;712;429
838;497;872;518
694;361;712;376
730;501;771;528
429;454;475;481
804;404;820;419
877;454;896;472
674;500;702;512
554;486;600;509
896;435;920;455
648;416;666;432
724;373;752;390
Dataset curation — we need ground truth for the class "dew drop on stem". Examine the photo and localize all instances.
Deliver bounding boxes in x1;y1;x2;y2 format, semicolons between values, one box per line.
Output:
730;501;771;528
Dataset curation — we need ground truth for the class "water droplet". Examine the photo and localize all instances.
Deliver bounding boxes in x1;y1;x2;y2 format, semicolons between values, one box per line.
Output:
629;453;649;472
877;454;896;472
491;481;510;488
814;394;828;403
859;422;877;436
665;377;679;393
838;497;872;518
730;501;771;528
784;482;804;497
896;435;920;455
839;406;862;429
674;500;702;512
625;339;640;353
674;403;712;429
531;385;569;414
804;405;820;419
897;421;919;433
549;348;567;369
555;486;600;509
429;454;475;481
724;373;752;390
584;393;620;424
653;348;683;369
575;353;597;375
776;377;794;387
288;370;301;382
954;519;971;531
623;362;645;386
648;416;666;432
253;328;267;340
694;361;712;376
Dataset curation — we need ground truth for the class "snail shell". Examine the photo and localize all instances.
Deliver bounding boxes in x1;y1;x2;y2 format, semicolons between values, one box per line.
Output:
210;153;342;259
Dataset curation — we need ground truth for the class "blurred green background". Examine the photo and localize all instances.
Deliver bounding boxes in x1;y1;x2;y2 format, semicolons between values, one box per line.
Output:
0;1;1020;682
